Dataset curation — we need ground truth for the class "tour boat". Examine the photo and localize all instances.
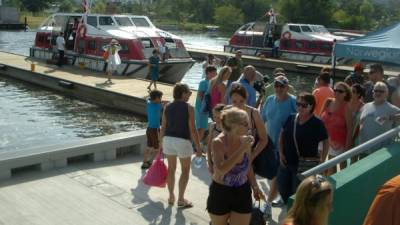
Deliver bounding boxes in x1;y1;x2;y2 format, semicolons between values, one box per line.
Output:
224;22;350;64
31;13;195;84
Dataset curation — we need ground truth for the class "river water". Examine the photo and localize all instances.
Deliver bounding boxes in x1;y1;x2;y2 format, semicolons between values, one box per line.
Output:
0;30;314;152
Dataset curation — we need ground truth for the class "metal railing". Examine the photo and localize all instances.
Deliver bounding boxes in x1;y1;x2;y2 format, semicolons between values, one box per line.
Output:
299;125;400;179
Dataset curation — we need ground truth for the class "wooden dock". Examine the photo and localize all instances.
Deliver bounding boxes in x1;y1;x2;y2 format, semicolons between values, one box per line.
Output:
188;48;399;78
0;51;196;117
0;152;285;225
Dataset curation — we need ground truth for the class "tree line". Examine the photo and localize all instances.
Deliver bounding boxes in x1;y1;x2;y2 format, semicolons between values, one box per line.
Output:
3;0;400;32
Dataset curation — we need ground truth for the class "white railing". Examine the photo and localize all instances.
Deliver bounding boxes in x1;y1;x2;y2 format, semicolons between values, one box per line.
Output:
299;126;400;179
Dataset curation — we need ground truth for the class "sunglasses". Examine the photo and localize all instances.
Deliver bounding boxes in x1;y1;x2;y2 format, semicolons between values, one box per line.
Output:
334;89;345;94
373;89;385;93
296;102;309;108
274;83;285;89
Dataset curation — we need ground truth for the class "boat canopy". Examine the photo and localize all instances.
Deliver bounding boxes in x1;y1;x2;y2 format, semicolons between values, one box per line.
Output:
334;22;400;65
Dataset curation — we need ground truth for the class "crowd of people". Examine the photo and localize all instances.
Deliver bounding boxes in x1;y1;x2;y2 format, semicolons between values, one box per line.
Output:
143;50;400;225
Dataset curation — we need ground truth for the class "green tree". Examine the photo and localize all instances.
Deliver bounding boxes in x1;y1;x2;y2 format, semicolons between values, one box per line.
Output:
278;0;334;26
214;4;244;31
91;0;106;13
20;0;56;12
359;0;374;29
58;0;74;13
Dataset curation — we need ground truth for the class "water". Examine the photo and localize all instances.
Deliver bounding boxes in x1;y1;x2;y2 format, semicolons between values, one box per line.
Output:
0;30;316;152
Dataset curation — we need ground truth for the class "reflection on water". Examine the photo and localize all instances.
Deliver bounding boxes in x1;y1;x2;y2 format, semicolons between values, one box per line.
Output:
0;76;145;152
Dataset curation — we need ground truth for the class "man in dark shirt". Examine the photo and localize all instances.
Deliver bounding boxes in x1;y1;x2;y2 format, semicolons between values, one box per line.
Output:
364;63;395;103
226;50;243;85
344;63;364;86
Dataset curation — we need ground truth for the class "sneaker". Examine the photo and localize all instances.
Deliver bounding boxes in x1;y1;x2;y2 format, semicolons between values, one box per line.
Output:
263;202;272;220
271;198;284;207
141;161;151;169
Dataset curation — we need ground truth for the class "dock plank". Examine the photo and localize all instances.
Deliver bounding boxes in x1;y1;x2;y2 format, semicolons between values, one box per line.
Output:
0;155;285;225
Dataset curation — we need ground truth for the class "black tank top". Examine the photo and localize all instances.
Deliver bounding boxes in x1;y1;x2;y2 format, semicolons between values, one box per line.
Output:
165;101;190;140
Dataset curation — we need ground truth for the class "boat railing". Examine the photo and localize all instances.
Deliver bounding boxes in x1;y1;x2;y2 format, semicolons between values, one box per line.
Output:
299;125;400;179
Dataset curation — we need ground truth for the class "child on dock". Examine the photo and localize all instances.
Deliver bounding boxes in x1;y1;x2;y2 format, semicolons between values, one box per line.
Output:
142;89;163;169
147;49;160;90
103;39;121;84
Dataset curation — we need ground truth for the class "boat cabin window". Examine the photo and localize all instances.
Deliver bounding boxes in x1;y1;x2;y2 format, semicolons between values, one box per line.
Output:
164;38;176;48
119;43;129;54
295;40;304;49
78;39;85;53
239;23;252;31
312;25;328;33
320;43;332;51
87;16;98;27
301;26;312;32
140;38;154;48
289;25;301;33
307;41;318;49
131;18;150;27
115;17;133;26
88;40;96;50
53;15;68;29
99;16;115;26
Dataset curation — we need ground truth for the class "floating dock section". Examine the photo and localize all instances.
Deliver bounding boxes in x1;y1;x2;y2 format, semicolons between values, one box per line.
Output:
0;51;196;117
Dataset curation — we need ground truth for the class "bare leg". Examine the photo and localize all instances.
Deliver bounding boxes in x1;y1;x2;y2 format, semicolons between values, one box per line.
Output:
143;147;152;163
230;212;251;225
154;81;157;90
166;155;177;202
147;81;153;89
209;213;230;225
178;157;191;203
197;128;205;142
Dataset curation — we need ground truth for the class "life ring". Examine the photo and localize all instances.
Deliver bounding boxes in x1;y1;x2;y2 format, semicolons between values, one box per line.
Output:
282;31;291;39
77;24;87;38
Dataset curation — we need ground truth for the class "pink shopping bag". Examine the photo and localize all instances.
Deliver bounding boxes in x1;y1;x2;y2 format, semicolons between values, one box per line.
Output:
143;150;168;188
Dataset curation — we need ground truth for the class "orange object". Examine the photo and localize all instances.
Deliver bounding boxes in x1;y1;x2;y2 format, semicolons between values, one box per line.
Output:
102;51;109;60
363;175;400;225
313;86;334;116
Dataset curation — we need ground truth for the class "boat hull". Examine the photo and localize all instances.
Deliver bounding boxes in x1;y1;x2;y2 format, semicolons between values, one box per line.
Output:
224;45;333;64
30;47;195;84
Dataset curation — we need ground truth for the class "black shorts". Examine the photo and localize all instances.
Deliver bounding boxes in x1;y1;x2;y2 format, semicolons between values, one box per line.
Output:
207;181;252;215
146;128;159;149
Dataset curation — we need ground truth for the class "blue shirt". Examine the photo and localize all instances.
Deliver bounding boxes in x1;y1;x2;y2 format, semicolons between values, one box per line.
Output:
261;95;296;146
239;78;256;107
195;79;209;112
147;99;161;128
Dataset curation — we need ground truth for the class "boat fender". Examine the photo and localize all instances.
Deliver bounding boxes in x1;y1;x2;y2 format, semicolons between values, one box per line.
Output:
282;31;291;39
78;24;87;38
58;80;74;89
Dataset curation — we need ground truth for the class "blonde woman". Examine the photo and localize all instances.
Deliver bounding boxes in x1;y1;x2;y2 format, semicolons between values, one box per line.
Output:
209;66;232;110
282;175;333;225
207;107;264;225
103;39;121;83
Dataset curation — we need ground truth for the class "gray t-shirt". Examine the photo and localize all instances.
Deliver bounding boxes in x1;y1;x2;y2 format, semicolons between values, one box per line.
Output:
359;101;400;152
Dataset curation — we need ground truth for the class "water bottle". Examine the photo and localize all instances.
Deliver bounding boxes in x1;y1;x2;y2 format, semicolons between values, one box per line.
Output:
193;156;203;169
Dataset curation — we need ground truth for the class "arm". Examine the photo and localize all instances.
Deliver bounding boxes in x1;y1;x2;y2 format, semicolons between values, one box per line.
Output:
320;139;329;163
220;83;226;104
251;109;268;160
159;104;168;143
212;139;250;175
279;130;287;165
247;166;264;201
345;105;353;150
188;105;201;155
207;123;214;173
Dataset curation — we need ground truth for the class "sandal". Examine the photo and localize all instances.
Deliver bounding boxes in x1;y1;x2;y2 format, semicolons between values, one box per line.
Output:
177;199;193;209
168;197;175;205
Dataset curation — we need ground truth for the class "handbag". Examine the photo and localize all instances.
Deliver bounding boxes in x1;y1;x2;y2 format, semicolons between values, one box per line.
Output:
252;135;278;179
200;93;211;115
250;201;266;225
102;50;109;60
143;150;168;188
293;114;320;175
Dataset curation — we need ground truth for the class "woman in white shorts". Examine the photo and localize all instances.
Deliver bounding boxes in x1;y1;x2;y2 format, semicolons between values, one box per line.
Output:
160;83;201;208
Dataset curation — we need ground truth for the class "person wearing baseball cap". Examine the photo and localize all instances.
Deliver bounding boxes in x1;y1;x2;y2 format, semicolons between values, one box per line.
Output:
344;63;364;86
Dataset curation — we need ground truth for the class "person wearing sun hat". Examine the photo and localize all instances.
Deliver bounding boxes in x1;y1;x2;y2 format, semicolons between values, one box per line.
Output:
344;63;365;86
103;39;121;84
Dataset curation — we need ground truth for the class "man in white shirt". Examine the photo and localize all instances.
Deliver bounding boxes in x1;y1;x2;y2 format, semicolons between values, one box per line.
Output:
56;32;65;67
